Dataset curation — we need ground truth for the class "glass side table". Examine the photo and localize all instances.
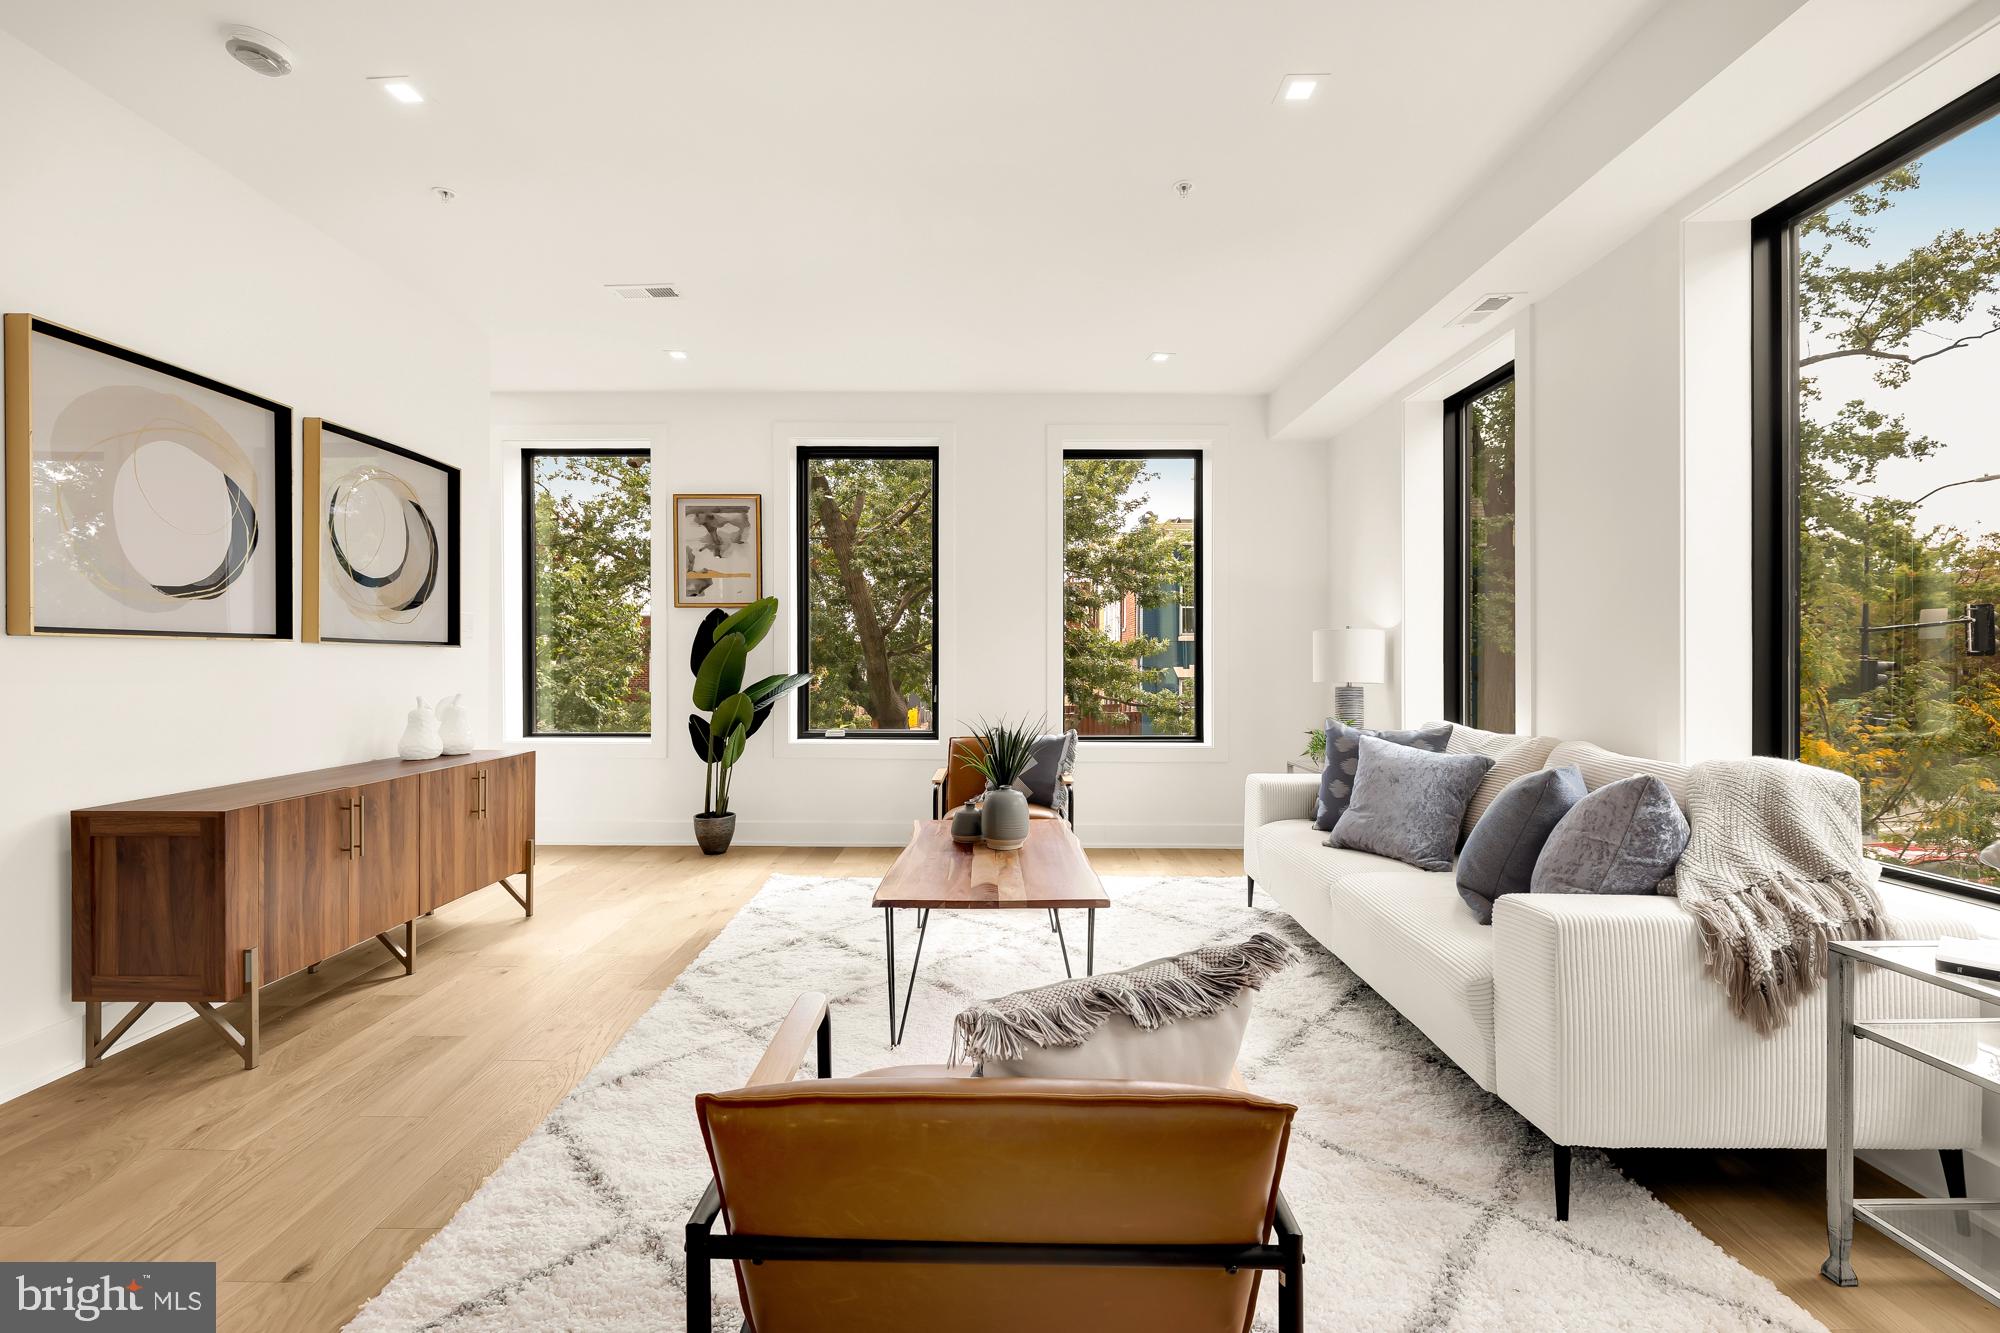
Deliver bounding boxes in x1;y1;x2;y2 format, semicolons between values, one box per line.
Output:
1824;939;2000;1306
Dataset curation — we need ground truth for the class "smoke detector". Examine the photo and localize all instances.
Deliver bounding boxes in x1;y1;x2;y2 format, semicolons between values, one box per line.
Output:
606;283;682;300
1449;293;1520;327
223;27;296;78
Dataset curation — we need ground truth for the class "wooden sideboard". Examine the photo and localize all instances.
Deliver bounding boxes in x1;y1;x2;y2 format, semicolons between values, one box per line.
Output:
71;748;535;1072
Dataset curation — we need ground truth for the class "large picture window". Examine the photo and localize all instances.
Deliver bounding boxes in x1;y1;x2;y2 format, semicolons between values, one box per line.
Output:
1444;365;1518;733
523;449;652;737
1062;450;1202;741
1753;74;2000;904
796;446;939;738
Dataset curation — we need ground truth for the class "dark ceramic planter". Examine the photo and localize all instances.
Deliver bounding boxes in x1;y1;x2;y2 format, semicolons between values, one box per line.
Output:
694;812;737;856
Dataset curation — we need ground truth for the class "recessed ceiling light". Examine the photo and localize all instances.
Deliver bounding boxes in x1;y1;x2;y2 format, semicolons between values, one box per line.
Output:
370;76;424;104
667;349;689;361
1279;74;1325;103
1148;351;1175;364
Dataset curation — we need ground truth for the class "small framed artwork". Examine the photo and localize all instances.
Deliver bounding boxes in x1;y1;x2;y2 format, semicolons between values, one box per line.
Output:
673;493;762;607
302;419;460;645
4;314;292;638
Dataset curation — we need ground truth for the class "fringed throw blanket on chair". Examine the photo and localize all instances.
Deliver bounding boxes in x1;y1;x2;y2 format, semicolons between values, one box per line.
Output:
1667;757;1885;1035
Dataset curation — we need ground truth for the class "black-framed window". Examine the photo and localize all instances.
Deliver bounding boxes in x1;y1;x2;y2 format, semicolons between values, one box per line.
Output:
1061;449;1203;741
796;445;939;738
1443;364;1518;733
1752;71;2000;907
522;449;652;738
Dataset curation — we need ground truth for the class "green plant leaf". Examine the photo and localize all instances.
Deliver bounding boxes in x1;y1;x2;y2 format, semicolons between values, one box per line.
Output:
689;609;729;675
715;597;778;652
693;633;747;711
711;692;755;752
722;724;747;768
688;713;714;761
744;671;811;704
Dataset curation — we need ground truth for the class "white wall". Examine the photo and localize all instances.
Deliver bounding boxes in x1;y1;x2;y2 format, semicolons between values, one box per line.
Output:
1526;216;1687;757
0;32;492;1102
491;391;1328;849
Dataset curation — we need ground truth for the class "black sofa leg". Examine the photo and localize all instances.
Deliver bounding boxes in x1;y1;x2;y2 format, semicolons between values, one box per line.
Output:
1941;1148;1967;1199
1247;876;1255;907
1553;1143;1571;1222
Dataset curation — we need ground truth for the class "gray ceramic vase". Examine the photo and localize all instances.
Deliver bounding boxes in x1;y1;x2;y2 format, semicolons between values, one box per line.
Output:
981;787;1029;850
693;812;736;856
950;801;984;844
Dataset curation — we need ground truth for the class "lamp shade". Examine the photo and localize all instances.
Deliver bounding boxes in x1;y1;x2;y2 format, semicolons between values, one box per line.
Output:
1314;626;1385;684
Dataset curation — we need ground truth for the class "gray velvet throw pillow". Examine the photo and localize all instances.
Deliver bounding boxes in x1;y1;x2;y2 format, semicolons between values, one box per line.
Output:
1456;765;1586;923
1531;774;1690;897
1315;720;1451;831
1020;730;1077;815
1327;735;1494;872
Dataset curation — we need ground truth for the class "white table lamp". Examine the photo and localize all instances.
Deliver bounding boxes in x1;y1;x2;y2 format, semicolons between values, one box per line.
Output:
1313;627;1385;726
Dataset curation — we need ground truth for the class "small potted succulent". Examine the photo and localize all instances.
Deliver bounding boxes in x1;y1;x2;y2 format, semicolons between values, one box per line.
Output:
962;716;1047;851
688;597;808;854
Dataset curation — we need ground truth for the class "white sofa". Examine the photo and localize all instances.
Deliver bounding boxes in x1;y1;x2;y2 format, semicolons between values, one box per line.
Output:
1243;726;1987;1218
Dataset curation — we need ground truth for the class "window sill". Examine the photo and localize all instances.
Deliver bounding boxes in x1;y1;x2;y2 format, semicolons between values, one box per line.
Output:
778;736;946;760
1074;739;1226;765
518;734;666;759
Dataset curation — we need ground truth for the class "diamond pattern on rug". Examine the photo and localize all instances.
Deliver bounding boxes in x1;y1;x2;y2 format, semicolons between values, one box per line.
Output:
346;874;1823;1333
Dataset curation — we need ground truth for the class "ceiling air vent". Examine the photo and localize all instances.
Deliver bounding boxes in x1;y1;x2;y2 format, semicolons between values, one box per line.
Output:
1450;293;1519;327
606;283;681;300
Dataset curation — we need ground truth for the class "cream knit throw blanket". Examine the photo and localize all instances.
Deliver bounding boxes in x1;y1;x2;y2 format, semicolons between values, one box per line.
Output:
1668;757;1885;1035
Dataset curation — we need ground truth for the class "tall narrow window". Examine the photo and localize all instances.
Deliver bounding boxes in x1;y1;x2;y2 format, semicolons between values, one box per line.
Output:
797;446;939;737
523;449;653;737
1444;366;1517;732
1062;450;1202;741
1754;75;2000;904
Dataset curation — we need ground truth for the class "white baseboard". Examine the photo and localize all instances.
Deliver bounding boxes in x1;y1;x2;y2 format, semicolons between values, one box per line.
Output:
536;818;1245;849
0;1003;197;1107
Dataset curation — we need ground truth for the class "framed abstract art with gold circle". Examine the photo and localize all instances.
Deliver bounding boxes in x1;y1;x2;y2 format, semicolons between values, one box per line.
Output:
302;419;460;646
4;314;292;639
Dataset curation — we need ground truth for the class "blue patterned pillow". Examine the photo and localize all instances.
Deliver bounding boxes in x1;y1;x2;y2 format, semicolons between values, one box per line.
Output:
1314;720;1451;832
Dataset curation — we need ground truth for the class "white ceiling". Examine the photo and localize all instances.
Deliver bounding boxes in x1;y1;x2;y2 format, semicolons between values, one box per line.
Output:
0;1;1663;394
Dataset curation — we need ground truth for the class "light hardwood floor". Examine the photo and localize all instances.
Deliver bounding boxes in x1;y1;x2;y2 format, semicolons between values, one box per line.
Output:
0;845;1988;1330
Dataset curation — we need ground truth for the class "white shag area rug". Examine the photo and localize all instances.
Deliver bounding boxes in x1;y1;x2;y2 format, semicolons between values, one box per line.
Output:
348;874;1823;1333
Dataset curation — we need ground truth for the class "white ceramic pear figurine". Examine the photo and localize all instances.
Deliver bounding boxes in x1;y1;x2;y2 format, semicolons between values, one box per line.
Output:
398;696;443;760
438;694;473;756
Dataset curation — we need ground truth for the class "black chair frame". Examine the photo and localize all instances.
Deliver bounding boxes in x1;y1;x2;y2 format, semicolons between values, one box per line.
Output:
683;1010;1305;1332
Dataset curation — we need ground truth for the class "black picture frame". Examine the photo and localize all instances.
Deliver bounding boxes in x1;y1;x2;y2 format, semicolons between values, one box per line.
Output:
302;418;460;647
3;314;292;639
1749;70;2000;908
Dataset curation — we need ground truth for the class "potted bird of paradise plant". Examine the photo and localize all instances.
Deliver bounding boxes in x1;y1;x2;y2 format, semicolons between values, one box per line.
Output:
688;597;808;854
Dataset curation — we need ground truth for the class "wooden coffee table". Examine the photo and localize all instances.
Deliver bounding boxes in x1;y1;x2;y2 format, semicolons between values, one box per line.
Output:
872;818;1109;1048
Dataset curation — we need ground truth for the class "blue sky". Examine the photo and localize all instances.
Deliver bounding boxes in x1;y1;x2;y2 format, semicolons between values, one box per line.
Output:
1808;110;2000;541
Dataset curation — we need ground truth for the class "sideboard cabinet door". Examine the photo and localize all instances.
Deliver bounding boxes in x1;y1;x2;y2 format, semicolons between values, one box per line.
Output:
420;765;481;912
262;791;354;981
353;775;421;939
478;752;535;888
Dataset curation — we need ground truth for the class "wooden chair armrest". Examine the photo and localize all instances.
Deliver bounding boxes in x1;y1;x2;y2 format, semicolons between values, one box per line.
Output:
744;991;831;1087
1059;772;1075;786
930;767;947;786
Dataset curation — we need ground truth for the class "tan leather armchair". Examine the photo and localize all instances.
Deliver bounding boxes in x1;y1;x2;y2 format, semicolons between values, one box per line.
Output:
687;993;1304;1333
931;735;1077;824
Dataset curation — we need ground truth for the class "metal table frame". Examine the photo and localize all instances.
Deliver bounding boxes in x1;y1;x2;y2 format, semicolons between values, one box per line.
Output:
884;906;1095;1048
1823;939;1999;1306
